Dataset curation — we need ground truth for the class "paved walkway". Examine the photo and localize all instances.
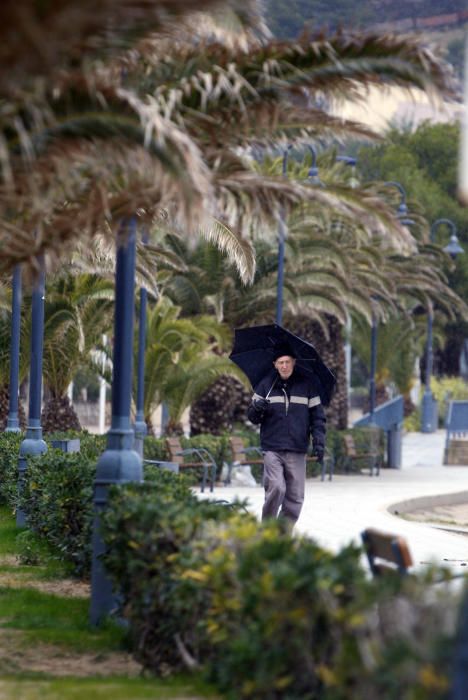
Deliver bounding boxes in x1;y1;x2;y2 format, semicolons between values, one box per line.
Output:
206;431;468;574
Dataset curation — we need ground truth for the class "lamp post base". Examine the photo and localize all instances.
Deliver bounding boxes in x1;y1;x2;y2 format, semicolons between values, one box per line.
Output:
421;392;438;433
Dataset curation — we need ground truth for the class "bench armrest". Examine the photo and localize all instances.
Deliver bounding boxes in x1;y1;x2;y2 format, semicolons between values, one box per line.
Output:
177;447;216;465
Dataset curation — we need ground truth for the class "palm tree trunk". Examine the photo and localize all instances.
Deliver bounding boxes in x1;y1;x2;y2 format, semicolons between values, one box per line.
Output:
190;376;251;435
41;394;81;433
0;384;27;431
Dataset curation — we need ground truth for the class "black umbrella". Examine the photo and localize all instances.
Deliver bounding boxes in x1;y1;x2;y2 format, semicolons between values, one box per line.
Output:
229;323;336;406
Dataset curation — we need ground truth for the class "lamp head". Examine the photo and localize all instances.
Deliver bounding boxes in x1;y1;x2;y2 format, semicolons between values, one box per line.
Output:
399;215;415;227
443;234;464;260
336;155;357;167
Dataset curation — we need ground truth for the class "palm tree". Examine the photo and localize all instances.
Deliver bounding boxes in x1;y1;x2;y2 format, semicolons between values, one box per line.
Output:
142;297;247;434
0;1;264;97
40;273;114;432
0;11;455;276
186;155;468;430
0;3;459;437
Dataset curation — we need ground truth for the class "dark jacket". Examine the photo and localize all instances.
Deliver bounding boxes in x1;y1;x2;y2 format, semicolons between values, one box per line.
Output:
247;369;326;453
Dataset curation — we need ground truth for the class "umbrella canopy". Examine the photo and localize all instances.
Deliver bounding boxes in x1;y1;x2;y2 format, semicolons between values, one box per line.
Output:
229;323;336;406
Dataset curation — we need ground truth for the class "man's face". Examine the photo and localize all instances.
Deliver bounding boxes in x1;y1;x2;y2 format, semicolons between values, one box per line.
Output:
274;355;295;380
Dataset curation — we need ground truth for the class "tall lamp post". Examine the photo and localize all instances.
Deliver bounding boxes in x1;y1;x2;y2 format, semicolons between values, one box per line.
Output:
366;181;413;419
90;218;143;625
421;218;464;433
276;145;347;324
275;145;292;325
6;265;22;432
17;261;47;526
133;231;148;456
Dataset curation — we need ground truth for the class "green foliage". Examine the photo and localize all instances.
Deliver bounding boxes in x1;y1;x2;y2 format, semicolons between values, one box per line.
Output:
15;529;57;566
101;473;460;699
358;122;468;376
19;450;96;577
144;434;235;483
325;427;385;472
142;436;168;461
0;431;23;506
101;471;247;672
404;406;422;433
430;376;468;404
142;298;243;432
0;678;220;700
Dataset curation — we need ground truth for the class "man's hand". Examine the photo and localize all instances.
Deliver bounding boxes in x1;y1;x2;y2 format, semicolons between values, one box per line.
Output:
253;397;269;414
313;445;324;462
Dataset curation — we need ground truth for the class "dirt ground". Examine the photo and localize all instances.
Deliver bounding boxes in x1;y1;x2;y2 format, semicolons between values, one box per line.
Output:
0;559;142;678
0;629;142;677
402;502;468;530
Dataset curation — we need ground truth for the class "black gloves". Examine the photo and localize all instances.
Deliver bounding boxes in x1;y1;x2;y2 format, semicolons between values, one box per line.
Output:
253;397;269;415
313;445;324;462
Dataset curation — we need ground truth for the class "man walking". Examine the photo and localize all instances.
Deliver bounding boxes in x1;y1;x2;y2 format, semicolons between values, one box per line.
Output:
247;342;326;525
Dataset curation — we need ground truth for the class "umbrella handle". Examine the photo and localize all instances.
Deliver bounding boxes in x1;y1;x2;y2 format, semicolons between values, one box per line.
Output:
265;377;278;399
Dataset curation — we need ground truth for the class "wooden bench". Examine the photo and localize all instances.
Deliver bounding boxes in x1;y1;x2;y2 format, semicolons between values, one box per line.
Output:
226;437;333;484
361;528;413;576
343;433;380;476
225;437;264;485
165;437;217;493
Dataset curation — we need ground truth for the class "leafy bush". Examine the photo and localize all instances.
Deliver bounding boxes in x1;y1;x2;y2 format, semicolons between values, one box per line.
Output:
101;470;249;672
19;450;95;577
101;473;460;699
326;427;385;473
142;436;167;462
0;431;23;506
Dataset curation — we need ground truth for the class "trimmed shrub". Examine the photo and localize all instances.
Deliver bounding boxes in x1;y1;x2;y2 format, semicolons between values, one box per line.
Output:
101;470;250;672
0;431;23;506
101;474;460;700
19;449;95;577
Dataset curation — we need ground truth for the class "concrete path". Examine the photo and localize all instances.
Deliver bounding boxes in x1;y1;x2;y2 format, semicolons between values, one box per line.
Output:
205;430;468;575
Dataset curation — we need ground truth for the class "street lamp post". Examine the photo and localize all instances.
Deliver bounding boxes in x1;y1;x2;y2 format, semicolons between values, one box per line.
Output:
133;231;148;457
369;308;377;422
421;218;464;433
384;181;411;221
275;147;356;326
275;146;292;325
17;261;47;526
366;181;412;419
6;265;22;432
90;218;143;625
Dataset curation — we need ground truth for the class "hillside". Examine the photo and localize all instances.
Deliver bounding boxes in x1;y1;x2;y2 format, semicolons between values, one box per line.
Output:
264;0;466;35
264;0;467;77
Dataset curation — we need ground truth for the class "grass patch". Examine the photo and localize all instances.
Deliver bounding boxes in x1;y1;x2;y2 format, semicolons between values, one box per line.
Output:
0;505;218;698
0;676;219;699
0;586;126;652
0;508;20;555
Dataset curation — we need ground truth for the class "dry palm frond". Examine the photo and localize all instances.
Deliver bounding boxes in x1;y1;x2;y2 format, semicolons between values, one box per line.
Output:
0;0;265;96
0;131;213;277
134;30;455;120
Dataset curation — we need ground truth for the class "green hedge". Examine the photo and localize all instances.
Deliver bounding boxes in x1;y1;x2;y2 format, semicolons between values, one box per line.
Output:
101;471;460;700
19;449;95;577
0;431;23;506
0;426;387;579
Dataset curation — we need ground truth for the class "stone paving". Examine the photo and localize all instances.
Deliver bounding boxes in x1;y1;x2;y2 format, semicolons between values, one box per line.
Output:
204;430;468;575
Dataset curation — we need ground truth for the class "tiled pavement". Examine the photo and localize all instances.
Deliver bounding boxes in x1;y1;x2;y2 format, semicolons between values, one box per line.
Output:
203;430;468;575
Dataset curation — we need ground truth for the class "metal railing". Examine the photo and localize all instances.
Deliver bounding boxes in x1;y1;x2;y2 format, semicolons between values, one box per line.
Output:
445;400;468;453
353;395;404;469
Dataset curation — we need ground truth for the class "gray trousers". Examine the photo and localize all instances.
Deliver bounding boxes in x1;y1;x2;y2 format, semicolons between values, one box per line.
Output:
262;450;306;524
